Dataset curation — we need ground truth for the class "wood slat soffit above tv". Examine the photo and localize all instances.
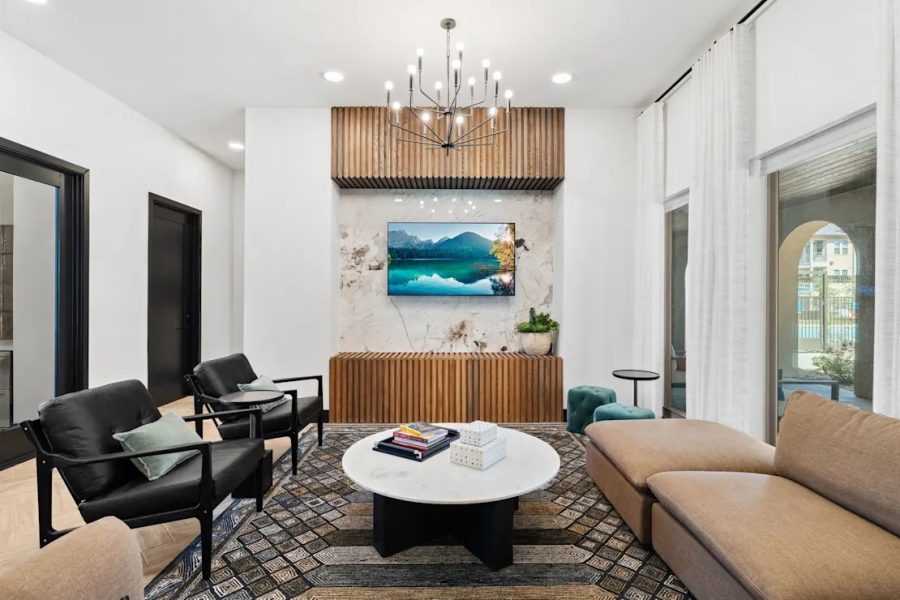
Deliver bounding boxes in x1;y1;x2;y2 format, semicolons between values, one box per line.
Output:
331;107;565;190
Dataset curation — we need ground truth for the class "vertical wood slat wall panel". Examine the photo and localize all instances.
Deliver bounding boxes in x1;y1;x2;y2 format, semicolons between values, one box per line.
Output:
331;107;564;190
329;353;563;423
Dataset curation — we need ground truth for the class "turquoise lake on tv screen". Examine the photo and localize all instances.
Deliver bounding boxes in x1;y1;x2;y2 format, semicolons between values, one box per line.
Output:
387;222;516;296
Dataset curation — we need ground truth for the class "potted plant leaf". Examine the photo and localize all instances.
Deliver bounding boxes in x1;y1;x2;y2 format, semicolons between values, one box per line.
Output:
517;307;559;355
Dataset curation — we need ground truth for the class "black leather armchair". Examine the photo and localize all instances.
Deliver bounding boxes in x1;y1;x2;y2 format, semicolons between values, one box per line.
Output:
186;353;324;475
20;379;266;580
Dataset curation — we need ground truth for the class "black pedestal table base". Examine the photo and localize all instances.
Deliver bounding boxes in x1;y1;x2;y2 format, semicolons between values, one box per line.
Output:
373;493;517;570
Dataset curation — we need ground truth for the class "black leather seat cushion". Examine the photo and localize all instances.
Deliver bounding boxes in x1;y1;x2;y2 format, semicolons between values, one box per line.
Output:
193;353;257;398
79;438;264;522
39;380;161;500
217;396;323;440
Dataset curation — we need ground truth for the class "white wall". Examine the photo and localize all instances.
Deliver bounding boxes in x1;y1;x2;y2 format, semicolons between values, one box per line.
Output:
754;0;879;156
0;30;235;390
243;108;337;403
232;170;245;351
559;109;639;402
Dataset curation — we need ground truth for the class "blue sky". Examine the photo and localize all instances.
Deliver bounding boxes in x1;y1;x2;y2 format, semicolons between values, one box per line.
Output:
389;222;511;243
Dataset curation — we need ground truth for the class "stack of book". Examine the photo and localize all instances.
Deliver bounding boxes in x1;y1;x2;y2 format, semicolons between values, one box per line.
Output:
392;422;448;451
373;422;457;461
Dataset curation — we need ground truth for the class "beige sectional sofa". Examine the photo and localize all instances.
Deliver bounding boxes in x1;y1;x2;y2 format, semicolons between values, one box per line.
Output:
0;517;143;600
586;392;900;599
585;417;775;544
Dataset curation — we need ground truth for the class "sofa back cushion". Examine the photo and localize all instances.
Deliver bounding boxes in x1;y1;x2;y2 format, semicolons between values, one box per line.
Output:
776;392;900;535
39;380;161;500
193;353;257;398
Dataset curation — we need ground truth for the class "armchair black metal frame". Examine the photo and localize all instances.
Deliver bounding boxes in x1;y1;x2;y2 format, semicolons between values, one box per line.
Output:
186;373;324;476
21;407;265;580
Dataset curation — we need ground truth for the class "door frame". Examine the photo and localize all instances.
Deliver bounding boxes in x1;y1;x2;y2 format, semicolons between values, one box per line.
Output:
147;194;201;404
0;136;89;469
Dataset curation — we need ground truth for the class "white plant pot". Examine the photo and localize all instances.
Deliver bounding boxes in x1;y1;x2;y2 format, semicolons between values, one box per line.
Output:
520;331;556;356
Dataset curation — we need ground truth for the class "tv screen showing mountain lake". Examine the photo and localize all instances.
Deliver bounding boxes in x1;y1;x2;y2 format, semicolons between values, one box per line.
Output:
387;222;516;296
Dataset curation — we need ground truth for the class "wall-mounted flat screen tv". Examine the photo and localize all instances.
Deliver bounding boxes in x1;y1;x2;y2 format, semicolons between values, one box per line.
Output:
387;222;516;296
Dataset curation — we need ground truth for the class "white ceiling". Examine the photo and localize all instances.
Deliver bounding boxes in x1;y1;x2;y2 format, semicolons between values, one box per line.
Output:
0;0;754;169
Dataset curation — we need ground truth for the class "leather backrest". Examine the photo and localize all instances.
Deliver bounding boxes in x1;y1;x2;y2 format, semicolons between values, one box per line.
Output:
193;353;257;398
39;380;161;500
776;392;900;536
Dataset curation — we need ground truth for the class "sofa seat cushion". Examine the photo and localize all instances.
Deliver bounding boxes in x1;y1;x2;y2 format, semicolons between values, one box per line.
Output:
79;438;264;522
584;419;774;491
647;471;900;599
217;395;322;440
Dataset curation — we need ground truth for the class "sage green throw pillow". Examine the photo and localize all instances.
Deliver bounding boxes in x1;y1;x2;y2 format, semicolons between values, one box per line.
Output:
113;413;204;481
238;375;287;413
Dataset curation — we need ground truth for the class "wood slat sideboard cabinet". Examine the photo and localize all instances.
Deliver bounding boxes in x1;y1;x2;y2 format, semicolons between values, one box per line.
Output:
329;352;563;423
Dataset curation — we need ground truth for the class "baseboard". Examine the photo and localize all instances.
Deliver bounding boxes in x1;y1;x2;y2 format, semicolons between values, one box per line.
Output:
0;425;34;470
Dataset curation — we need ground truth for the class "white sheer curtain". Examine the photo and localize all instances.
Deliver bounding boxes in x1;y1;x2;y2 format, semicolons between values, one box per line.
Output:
874;0;900;418
632;104;666;416
685;25;755;432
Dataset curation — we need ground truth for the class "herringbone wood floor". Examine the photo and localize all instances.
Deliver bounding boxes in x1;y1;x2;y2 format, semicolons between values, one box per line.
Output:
0;397;290;585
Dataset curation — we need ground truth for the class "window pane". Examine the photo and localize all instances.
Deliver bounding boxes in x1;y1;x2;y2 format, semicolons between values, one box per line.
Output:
774;136;875;432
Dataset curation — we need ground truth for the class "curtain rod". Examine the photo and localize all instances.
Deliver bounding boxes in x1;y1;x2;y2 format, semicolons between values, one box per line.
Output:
649;0;773;106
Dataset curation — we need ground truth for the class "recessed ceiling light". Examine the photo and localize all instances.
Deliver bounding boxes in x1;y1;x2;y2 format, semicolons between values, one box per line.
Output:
393;198;403;203
494;198;503;203
552;72;573;84
322;71;344;83
228;141;245;151
25;0;48;4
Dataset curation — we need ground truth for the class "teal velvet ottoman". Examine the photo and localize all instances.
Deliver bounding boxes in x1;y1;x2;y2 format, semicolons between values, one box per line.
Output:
567;386;616;434
593;402;655;421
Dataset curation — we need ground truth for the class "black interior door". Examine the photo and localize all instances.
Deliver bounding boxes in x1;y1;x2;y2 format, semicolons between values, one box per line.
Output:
148;195;200;406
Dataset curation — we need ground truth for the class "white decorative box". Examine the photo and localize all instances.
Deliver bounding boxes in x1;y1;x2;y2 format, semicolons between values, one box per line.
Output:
459;420;498;447
450;436;506;470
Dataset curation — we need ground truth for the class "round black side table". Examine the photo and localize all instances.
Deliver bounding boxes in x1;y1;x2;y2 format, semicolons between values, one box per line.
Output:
612;370;660;407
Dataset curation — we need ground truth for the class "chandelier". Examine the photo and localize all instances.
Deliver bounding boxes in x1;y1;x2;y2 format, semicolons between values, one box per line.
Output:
383;17;512;153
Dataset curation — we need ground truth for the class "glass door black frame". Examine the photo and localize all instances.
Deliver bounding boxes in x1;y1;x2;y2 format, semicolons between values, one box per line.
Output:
0;136;88;468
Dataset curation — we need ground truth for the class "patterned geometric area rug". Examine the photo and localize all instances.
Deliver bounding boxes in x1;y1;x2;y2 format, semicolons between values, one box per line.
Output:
145;424;692;600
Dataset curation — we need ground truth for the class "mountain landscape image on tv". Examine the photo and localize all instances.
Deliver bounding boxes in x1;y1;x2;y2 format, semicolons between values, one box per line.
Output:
387;222;516;296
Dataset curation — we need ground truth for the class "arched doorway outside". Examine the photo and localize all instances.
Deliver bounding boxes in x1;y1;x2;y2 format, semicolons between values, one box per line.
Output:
777;219;873;413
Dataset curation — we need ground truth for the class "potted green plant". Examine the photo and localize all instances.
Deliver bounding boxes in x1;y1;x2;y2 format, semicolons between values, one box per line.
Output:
517;307;559;355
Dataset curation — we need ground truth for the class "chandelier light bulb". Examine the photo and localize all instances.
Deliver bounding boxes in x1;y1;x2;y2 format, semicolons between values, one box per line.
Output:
391;101;401;111
434;81;443;90
421;111;431;122
456;42;465;51
504;89;513;99
416;47;425;57
482;59;490;68
467;77;476;86
385;81;393;90
493;71;502;81
488;106;498;116
407;64;416;75
455;115;464;124
452;59;461;70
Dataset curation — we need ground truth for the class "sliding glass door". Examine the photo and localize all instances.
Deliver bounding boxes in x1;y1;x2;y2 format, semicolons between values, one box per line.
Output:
769;135;876;438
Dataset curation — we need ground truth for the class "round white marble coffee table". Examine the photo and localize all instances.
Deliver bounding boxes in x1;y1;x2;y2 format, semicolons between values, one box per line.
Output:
342;425;560;569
